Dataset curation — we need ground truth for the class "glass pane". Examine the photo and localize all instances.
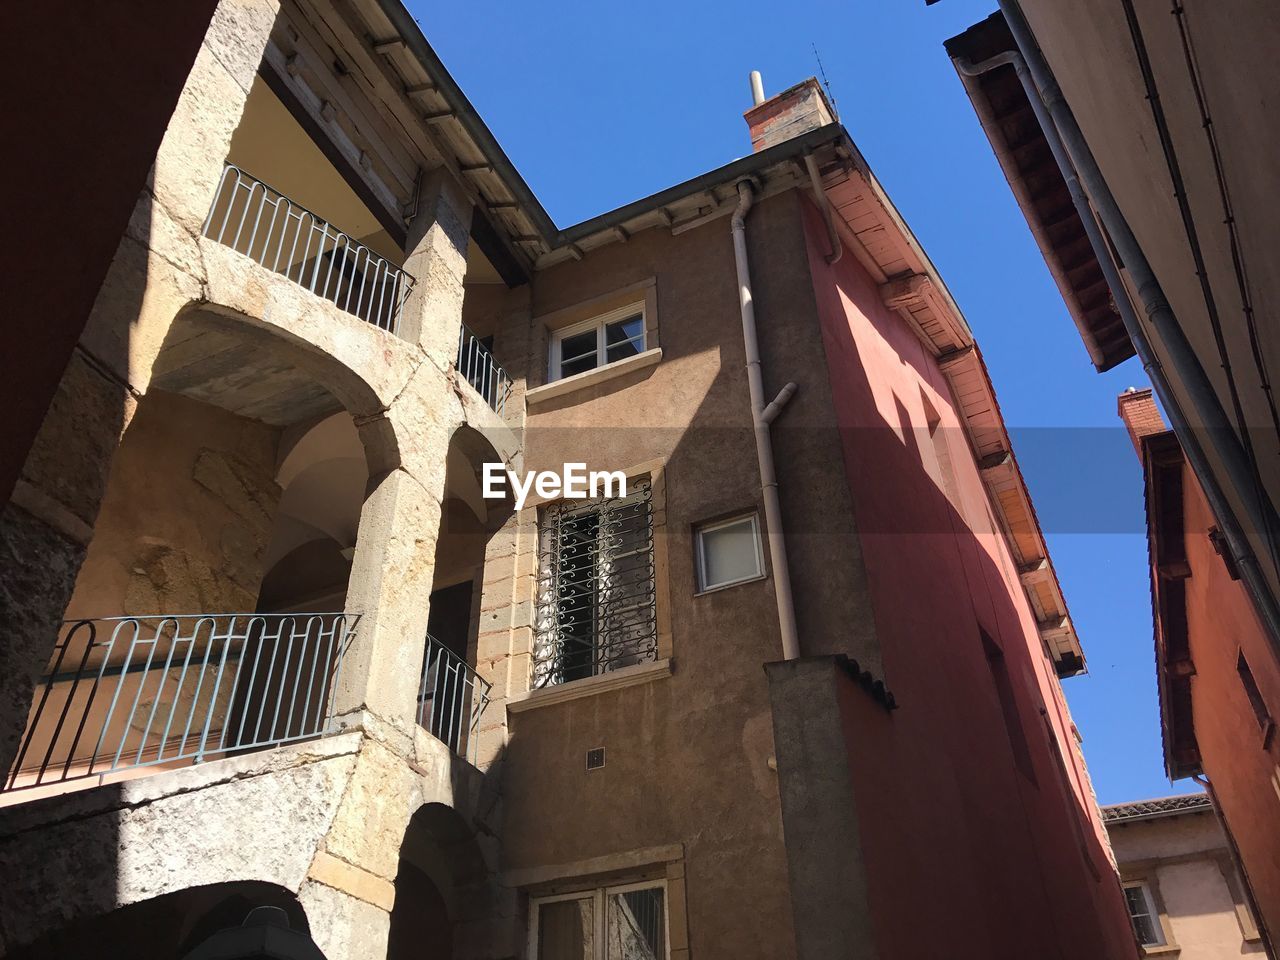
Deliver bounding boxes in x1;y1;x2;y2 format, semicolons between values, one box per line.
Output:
605;316;644;364
538;898;594;960
699;517;762;589
1124;886;1161;945
606;887;665;960
559;329;599;378
605;315;644;345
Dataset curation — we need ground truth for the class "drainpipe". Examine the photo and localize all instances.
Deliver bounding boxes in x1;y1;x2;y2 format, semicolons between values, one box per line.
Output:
957;15;1280;654
803;154;843;266
732;180;801;661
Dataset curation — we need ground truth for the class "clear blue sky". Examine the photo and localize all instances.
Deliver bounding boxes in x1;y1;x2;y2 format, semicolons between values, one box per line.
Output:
408;0;1193;803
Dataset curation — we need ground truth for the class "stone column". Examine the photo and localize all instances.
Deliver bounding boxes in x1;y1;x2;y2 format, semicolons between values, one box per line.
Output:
333;465;445;738
398;168;474;372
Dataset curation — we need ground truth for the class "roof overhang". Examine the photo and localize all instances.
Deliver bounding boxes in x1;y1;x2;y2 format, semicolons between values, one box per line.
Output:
945;13;1135;372
1142;430;1203;779
1101;792;1212;824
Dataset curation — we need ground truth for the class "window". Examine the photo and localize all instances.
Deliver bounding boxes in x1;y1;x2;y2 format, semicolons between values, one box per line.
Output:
695;513;764;592
981;628;1037;785
549;304;646;381
531;882;667;960
919;388;959;511
1123;881;1166;947
533;478;657;687
1237;650;1273;732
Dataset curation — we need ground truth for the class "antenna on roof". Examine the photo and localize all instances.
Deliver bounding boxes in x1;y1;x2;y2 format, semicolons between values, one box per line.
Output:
812;43;839;120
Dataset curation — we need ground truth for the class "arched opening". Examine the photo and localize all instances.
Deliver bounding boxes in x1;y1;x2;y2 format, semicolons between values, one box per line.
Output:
7;881;317;960
416;426;512;760
387;803;490;960
2;309;392;800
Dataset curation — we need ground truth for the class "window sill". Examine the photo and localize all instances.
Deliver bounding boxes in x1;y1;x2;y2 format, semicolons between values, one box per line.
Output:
694;573;768;598
527;347;662;408
506;659;672;714
1141;945;1180;957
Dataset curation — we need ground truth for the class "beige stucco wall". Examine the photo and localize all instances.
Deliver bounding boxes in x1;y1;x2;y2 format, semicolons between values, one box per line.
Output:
458;189;881;960
1109;810;1264;958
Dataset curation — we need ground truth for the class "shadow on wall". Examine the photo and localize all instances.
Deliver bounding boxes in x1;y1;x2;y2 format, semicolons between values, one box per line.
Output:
5;877;315;960
793;194;1137;958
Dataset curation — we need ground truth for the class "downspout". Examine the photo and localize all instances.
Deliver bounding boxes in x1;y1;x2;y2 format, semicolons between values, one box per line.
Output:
956;22;1280;653
803;154;843;266
732;180;801;660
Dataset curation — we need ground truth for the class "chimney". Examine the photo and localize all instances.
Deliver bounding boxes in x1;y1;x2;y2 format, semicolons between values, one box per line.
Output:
744;75;837;153
1117;387;1167;456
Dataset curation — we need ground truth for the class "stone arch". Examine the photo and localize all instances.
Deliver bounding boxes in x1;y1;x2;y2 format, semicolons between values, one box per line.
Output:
6;880;315;960
151;299;407;475
387;802;491;960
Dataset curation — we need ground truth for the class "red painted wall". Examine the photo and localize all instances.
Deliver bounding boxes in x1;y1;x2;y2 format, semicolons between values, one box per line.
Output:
1180;464;1280;942
800;200;1137;959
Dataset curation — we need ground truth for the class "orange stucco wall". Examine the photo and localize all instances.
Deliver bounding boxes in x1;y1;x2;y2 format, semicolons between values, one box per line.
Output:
800;198;1138;959
1181;465;1280;942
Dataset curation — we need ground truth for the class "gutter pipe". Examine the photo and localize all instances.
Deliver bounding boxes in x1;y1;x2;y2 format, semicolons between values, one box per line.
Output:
959;7;1280;652
732;180;801;661
803;154;843;266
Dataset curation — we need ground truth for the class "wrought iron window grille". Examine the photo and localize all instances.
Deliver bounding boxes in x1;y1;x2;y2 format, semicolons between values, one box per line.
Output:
533;478;657;688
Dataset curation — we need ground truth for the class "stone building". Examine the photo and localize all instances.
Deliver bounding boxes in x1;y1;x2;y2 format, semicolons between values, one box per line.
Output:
0;1;1139;957
1105;794;1266;958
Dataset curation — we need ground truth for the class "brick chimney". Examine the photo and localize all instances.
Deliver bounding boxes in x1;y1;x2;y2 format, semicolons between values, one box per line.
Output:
1117;387;1168;456
744;77;837;153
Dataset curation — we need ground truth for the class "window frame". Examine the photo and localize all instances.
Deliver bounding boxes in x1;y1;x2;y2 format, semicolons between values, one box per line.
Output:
548;302;647;383
694;512;766;594
528;878;671;960
1122;879;1167;948
532;476;658;688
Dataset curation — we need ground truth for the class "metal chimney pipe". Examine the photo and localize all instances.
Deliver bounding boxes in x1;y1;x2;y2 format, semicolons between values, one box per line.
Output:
750;70;766;106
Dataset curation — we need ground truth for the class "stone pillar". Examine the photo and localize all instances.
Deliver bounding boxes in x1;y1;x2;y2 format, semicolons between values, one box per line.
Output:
0;353;138;776
398;168;474;371
334;465;444;736
471;507;539;768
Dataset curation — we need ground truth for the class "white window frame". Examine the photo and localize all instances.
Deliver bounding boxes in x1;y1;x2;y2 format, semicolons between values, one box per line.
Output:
528;878;670;960
549;302;647;382
695;512;766;594
1123;880;1167;947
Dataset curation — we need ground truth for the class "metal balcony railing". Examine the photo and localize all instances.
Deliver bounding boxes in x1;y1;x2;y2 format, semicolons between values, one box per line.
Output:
203;164;415;336
4;613;356;793
417;634;490;764
457;324;512;416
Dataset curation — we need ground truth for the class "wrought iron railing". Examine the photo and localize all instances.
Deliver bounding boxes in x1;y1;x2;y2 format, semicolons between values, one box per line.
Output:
417;634;490;764
203;164;415;336
4;613;356;793
457;324;512;416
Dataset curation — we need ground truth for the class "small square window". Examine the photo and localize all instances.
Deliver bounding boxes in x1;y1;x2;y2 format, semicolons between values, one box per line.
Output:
695;513;765;593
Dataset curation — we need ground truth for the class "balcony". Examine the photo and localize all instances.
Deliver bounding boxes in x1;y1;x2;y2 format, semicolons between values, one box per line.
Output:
203;164;416;336
4;613;355;797
457;324;512;416
417;634;491;764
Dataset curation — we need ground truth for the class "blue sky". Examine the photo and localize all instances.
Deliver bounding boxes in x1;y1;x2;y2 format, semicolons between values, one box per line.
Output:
408;0;1191;803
